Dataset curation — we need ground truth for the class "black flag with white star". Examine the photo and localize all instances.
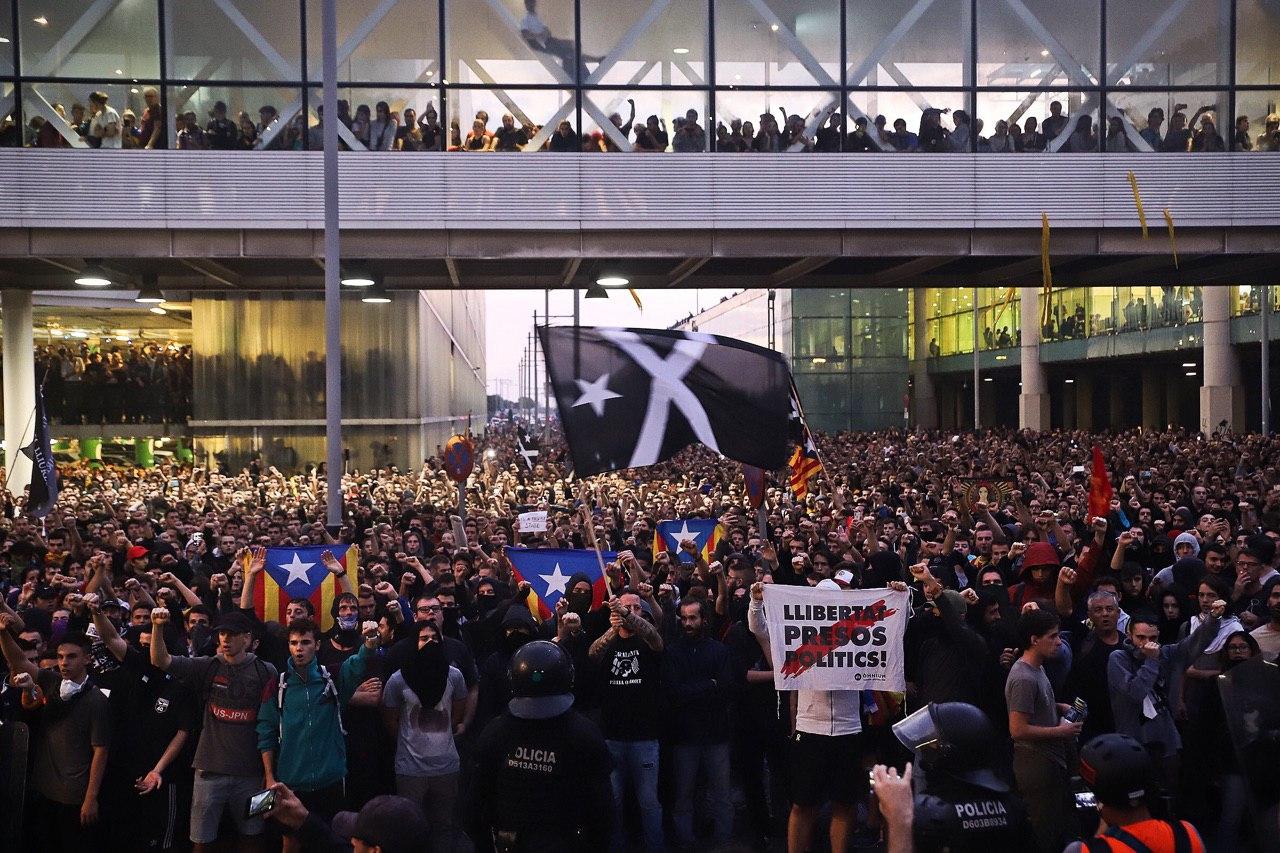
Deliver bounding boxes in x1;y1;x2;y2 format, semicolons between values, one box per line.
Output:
539;326;794;477
23;384;58;517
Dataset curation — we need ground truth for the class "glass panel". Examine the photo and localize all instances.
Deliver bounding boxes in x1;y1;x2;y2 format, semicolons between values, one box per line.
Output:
580;0;709;87
0;12;13;76
170;0;301;82
307;0;439;83
714;0;840;87
1233;90;1280;151
306;87;441;150
1237;0;1280;85
1108;90;1229;152
977;0;1098;86
445;88;572;151
1106;0;1226;86
20;0;159;79
167;85;303;150
582;89;708;152
448;0;576;85
977;288;1020;350
846;0;968;87
21;81;145;149
714;89;838;150
975;90;1091;151
847;90;967;152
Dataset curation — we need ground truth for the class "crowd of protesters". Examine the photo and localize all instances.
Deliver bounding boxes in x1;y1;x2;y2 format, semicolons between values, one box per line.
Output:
1;423;1278;852
8;87;1280;154
29;342;193;425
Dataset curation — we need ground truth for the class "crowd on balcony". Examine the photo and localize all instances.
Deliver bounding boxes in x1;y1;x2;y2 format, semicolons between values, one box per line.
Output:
30;342;193;425
6;89;1280;153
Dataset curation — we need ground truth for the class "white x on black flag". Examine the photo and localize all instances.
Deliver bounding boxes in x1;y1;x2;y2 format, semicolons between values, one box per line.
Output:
539;326;794;477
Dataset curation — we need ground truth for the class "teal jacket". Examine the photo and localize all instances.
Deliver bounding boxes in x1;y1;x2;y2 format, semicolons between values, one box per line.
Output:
257;644;371;791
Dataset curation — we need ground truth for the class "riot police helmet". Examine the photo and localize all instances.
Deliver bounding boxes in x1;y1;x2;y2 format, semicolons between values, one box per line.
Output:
893;701;1008;792
508;639;575;720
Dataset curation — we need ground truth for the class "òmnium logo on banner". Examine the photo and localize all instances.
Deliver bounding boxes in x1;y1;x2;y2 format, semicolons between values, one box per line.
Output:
762;585;909;692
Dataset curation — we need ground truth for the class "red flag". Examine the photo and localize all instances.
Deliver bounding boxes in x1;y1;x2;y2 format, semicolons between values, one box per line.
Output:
1087;446;1113;521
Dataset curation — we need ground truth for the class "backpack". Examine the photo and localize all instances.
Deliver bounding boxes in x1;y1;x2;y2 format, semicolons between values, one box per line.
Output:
276;663;346;741
1081;819;1198;853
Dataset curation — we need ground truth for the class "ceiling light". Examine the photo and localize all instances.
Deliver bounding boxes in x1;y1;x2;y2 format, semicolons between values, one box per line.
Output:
0;37;9;44
811;357;827;365
983;377;993;382
114;68;123;75
1185;371;1197;377
33;15;48;25
341;265;375;287
130;87;138;94
770;23;780;31
361;285;391;304
49;329;63;337
584;282;610;299
994;353;1007;360
149;306;167;315
596;275;629;287
672;47;689;55
70;329;88;338
1181;362;1196;367
74;261;111;287
135;288;164;304
1064;378;1075;384
1040;49;1049;57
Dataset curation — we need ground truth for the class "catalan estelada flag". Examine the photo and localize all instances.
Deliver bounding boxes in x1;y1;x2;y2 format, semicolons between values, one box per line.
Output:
653;519;725;565
789;436;823;500
505;547;615;621
248;545;356;632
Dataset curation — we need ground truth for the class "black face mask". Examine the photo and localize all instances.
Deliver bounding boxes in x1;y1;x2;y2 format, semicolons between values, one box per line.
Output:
442;606;460;634
567;591;593;615
504;631;532;654
475;595;498;614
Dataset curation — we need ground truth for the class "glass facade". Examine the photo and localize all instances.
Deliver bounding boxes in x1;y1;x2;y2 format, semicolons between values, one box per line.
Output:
3;0;1278;151
924;288;1022;357
1038;286;1204;342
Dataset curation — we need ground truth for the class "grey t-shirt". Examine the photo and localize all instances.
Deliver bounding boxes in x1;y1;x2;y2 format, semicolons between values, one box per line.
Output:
32;669;112;804
1005;658;1067;765
167;653;276;776
382;666;466;778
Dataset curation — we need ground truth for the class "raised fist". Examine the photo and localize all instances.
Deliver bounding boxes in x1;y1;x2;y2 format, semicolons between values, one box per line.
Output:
151;607;171;625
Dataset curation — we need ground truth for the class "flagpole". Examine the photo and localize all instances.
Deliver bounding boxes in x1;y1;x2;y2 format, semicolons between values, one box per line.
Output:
577;480;613;600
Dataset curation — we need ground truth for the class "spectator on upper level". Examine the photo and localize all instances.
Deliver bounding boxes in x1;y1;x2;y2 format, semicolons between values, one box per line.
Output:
1020;115;1046;151
1105;116;1133;152
1256;114;1280;151
1064;115;1097;152
176;111;208;151
547;119;578;152
1042;100;1068;140
368;102;398;151
1232;115;1252;151
493;114;529;152
845;116;879;152
672;109;706;152
887;117;918;152
206;101;237;150
1191;112;1225;152
949;109;972;152
1139;107;1165;150
87;92;121;150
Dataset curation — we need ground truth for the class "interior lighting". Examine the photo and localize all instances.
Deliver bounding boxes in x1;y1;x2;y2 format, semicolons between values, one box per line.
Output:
341;265;375;287
149;306;167;315
33;15;48;25
1064;378;1075;384
361;285;391;304
135;287;165;304
1181;362;1195;367
596;275;629;287
584;282;610;299
75;261;111;287
672;47;690;55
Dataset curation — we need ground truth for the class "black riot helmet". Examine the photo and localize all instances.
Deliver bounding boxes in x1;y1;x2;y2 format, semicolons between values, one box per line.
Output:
507;640;575;720
1079;734;1152;807
893;702;1007;792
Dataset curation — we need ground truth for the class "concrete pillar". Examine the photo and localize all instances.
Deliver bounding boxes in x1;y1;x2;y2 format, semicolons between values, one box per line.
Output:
1075;375;1095;431
1200;286;1244;433
1141;366;1163;430
1108;380;1125;427
2;290;35;498
1018;286;1051;430
911;288;938;428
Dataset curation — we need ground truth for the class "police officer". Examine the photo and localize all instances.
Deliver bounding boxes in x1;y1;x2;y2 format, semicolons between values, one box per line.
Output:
888;701;1036;851
1065;734;1206;853
469;640;612;852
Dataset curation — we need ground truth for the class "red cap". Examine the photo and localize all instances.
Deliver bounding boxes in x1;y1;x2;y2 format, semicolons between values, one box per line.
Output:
127;545;150;561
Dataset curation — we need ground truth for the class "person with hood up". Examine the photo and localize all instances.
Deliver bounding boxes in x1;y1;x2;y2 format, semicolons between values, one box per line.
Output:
382;618;468;852
474;600;539;729
1008;541;1061;609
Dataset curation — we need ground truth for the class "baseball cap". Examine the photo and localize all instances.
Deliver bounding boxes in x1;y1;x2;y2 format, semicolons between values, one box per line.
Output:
833;569;856;589
127;545;149;561
331;795;430;853
213;610;255;635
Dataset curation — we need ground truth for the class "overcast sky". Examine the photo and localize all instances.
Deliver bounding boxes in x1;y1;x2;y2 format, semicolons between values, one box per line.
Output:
484;288;739;399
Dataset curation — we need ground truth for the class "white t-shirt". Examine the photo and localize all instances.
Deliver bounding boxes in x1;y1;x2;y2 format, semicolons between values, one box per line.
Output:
91;106;122;149
382;665;466;777
1251;622;1280;660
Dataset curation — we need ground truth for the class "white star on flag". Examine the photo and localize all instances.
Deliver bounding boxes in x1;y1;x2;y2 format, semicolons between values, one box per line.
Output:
670;520;703;549
279;552;315;586
571;374;622;417
539;563;571;597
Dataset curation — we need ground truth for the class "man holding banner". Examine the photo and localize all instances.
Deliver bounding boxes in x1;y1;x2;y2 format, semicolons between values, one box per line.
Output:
749;578;911;853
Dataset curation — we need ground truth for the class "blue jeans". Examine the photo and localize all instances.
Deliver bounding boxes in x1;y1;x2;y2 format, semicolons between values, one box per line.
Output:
671;740;732;847
607;739;663;851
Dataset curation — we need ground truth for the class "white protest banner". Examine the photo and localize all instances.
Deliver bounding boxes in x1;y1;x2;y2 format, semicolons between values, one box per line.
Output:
517;511;548;533
762;584;908;691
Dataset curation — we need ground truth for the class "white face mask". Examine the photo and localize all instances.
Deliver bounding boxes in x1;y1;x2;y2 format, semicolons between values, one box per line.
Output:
59;676;87;701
